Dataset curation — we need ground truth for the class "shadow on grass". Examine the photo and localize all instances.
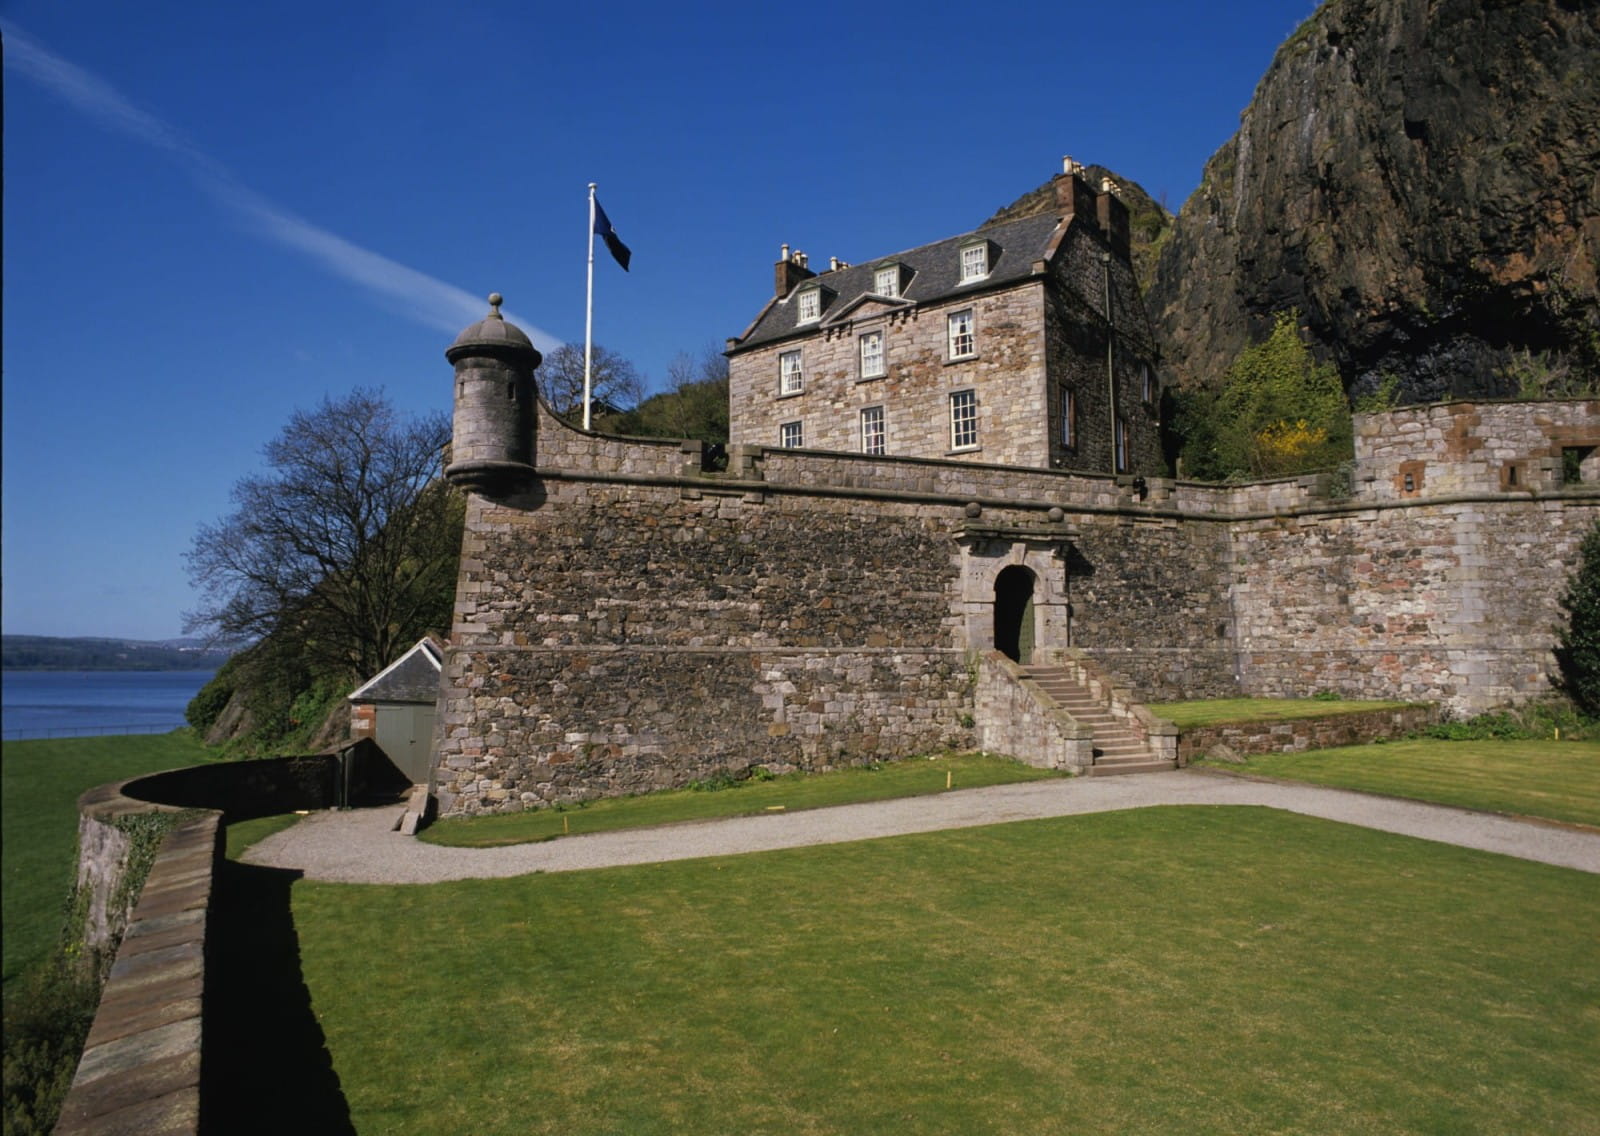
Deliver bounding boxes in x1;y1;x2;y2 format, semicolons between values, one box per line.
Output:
203;859;354;1134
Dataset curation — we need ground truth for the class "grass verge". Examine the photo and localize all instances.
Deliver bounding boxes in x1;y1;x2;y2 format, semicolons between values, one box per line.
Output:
1;732;218;987
1151;697;1416;728
421;752;1064;848
1198;738;1600;827
2;732;218;1134
224;813;304;861
292;807;1600;1134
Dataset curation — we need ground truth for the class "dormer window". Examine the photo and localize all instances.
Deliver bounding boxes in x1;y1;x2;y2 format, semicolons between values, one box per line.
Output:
873;265;900;298
959;241;990;283
796;288;821;323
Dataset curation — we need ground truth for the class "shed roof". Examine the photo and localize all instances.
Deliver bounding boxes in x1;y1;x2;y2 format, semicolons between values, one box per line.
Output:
348;637;444;704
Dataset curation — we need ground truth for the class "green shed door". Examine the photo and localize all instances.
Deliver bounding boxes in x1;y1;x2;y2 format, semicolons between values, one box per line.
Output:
374;704;437;784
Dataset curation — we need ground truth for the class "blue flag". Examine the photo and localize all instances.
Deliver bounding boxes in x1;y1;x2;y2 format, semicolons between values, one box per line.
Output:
593;198;631;272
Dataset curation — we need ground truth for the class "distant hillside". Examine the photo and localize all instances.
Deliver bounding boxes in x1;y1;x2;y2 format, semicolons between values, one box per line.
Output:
2;635;232;671
1145;0;1599;401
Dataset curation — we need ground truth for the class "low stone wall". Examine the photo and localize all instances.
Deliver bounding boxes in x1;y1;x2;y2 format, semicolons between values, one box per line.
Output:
1177;704;1438;762
974;651;1091;771
54;814;219;1136
55;741;404;1136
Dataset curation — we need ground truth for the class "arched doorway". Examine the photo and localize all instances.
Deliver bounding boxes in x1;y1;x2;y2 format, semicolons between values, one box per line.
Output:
993;565;1037;663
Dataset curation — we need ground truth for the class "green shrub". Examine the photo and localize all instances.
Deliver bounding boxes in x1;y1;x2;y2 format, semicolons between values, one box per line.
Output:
1422;702;1595;742
2;964;99;1136
1423;713;1526;741
185;654;239;732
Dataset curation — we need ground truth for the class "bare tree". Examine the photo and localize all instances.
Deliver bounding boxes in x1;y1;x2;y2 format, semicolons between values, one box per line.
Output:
617;343;729;443
185;389;460;680
537;343;646;423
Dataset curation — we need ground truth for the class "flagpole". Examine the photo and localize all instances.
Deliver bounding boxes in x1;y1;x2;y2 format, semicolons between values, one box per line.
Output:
584;183;598;431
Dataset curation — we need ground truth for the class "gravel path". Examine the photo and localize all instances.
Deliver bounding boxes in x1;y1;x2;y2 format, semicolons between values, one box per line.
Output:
242;768;1600;884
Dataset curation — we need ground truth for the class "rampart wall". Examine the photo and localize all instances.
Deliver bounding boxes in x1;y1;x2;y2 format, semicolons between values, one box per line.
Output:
432;398;1599;815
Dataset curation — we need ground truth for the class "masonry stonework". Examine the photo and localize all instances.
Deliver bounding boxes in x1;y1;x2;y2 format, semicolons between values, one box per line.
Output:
727;163;1164;476
434;309;1598;817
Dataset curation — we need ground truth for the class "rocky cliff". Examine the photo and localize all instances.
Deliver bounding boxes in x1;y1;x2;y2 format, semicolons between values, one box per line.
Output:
1145;0;1599;401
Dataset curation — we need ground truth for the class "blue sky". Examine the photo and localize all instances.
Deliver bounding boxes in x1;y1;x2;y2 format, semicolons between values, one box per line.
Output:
2;0;1318;642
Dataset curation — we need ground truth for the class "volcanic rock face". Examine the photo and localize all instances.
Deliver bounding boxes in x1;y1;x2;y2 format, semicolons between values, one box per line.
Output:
1146;0;1599;401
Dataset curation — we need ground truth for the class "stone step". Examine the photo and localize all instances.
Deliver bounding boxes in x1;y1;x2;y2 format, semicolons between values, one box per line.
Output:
1087;759;1179;777
1020;665;1168;773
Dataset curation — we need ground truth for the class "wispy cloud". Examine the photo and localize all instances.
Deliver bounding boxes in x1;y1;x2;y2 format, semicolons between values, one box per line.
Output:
3;25;560;349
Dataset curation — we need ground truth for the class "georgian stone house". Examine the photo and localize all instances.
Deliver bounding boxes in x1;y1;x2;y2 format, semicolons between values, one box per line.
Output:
726;160;1164;475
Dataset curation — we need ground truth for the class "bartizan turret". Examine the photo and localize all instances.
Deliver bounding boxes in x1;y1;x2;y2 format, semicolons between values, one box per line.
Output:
445;293;541;495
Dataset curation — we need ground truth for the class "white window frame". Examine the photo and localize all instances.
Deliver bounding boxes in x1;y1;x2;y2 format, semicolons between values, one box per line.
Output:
797;288;821;323
778;349;803;396
780;420;804;449
873;265;900;297
860;405;886;455
859;330;885;379
1141;362;1154;404
948;309;976;360
950;389;978;450
960;243;989;283
1115;415;1129;472
1061;388;1076;448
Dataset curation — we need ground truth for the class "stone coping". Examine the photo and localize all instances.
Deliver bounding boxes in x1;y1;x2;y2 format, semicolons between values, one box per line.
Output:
55;744;401;1136
54;813;218;1136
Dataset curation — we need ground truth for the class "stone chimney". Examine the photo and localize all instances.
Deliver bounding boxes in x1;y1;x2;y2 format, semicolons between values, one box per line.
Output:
1051;157;1101;229
1096;177;1131;261
774;245;816;297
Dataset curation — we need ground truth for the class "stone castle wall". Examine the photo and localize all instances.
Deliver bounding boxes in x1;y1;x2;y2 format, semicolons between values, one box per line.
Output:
432;398;1598;815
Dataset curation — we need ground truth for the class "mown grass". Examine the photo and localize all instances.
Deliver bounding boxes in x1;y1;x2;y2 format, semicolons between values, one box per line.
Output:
1151;697;1417;728
224;812;303;860
0;732;217;987
293;806;1600;1134
1201;738;1600;828
421;752;1064;848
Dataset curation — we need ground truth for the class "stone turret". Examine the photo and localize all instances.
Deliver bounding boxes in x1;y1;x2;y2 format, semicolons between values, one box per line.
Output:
445;293;541;496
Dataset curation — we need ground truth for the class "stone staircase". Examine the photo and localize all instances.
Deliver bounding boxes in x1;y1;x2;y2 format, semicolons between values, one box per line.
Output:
1020;665;1177;776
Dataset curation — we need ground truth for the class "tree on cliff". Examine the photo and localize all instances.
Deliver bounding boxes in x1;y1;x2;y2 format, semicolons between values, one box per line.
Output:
1179;310;1352;480
185;389;461;683
611;344;729;444
537;343;646;425
1556;521;1600;718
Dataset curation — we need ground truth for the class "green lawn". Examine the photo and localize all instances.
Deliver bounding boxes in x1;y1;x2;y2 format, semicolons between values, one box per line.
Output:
292;807;1600;1134
0;733;218;987
1152;697;1417;728
421;752;1065;847
1201;738;1600;828
224;812;303;860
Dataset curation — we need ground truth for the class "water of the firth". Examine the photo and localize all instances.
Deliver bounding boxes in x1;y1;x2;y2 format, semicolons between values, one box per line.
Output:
0;670;218;740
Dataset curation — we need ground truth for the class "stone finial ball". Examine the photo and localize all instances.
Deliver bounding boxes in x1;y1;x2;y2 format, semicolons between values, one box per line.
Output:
964;502;982;518
1047;507;1065;523
489;292;504;309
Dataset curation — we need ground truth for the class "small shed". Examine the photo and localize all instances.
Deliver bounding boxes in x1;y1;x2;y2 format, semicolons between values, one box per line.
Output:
348;637;443;784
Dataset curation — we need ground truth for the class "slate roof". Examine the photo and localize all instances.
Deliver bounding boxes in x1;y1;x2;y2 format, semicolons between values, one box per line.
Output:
731;211;1067;353
348;637;444;704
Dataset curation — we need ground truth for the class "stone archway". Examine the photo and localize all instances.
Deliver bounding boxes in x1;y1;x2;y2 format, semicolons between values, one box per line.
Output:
993;565;1037;663
953;519;1074;660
